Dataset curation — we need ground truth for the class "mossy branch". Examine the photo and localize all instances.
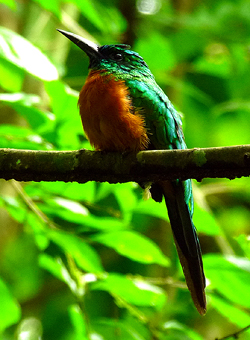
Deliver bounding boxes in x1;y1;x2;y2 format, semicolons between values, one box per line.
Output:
1;145;250;183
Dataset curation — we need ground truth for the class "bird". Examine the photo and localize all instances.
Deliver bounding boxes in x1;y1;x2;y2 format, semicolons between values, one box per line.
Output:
57;29;206;315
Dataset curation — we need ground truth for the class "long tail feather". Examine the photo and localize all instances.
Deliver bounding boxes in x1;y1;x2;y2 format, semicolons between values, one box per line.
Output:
160;180;206;315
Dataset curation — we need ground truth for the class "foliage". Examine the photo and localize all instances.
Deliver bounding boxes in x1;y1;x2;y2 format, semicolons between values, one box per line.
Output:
0;0;250;339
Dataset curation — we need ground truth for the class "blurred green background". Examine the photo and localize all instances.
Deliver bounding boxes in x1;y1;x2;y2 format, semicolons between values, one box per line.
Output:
1;0;250;339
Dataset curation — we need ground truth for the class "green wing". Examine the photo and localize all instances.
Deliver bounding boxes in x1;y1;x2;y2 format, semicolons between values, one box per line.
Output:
126;78;193;211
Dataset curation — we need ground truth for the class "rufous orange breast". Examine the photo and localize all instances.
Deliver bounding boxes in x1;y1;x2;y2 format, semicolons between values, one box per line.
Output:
78;70;149;152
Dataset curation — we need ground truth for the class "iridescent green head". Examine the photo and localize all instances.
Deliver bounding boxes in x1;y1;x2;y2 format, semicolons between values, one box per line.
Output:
57;29;153;77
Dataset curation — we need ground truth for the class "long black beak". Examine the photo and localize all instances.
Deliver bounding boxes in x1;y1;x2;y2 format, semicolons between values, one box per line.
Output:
57;29;101;60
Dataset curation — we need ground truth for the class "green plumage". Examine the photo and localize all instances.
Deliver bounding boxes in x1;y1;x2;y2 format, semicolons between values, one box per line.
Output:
58;29;206;314
96;44;194;213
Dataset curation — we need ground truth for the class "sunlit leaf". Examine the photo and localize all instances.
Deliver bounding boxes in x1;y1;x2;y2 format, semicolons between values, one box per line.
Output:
39;254;78;292
33;0;61;18
44;80;83;149
0;92;40;106
0;92;55;132
192;202;221;236
163;320;203;340
0;59;23;91
92;319;146;340
48;230;104;273
77;215;127;232
27;181;95;203
95;182;117;201
204;254;250;308
219;206;250;235
54;197;89;216
134;198;168;221
113;184;138;223
135;32;176;73
0;27;58;80
39;197;126;231
210;294;250;328
0;278;21;331
93;273;166;309
39;254;93;299
92;230;170;266
56;182;96;202
1;0;16;10
0;125;53;150
68;304;88;340
1;195;27;223
71;0;126;33
236;234;250;259
26;213;49;250
214;111;250;146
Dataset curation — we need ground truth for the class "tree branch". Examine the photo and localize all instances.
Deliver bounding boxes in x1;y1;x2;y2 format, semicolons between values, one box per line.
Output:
1;145;250;183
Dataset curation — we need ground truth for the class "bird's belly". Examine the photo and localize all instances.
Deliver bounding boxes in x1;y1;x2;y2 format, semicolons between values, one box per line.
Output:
78;71;149;151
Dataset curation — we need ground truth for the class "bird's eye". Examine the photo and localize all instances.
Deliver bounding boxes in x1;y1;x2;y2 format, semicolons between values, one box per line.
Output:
111;53;123;61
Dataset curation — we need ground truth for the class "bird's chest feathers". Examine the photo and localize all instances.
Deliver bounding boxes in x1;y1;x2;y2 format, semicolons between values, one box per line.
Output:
78;70;149;151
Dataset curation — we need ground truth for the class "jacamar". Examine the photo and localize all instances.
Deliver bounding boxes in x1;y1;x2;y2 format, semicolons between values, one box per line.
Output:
58;29;206;315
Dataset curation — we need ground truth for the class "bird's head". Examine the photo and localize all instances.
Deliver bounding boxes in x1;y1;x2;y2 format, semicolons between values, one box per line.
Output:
57;29;152;77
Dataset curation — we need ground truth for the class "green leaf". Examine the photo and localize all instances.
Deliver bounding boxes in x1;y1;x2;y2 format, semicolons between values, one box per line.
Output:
1;233;42;301
113;184;138;215
92;273;166;309
219;206;250;235
71;0;106;31
163;321;203;340
52;197;89;216
92;231;170;266
48;230;104;274
0;125;53;149
192;202;221;236
77;215;127;232
214;111;250;146
0;59;23;91
95;182;117;201
194;50;231;78
39;254;78;292
33;0;61;18
44;81;83;149
92;319;146;340
134;198;168;221
40;196;127;231
171;30;205;63
39;254;96;299
204;254;250;308
236;234;250;259
0;278;21;332
1;195;27;223
0;92;55;132
210;294;250;328
135;32;176;73
0;92;40;106
68;304;88;340
27;181;96;203
53;182;95;202
1;0;17;10
26;213;49;250
0;27;58;80
45;81;78;121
